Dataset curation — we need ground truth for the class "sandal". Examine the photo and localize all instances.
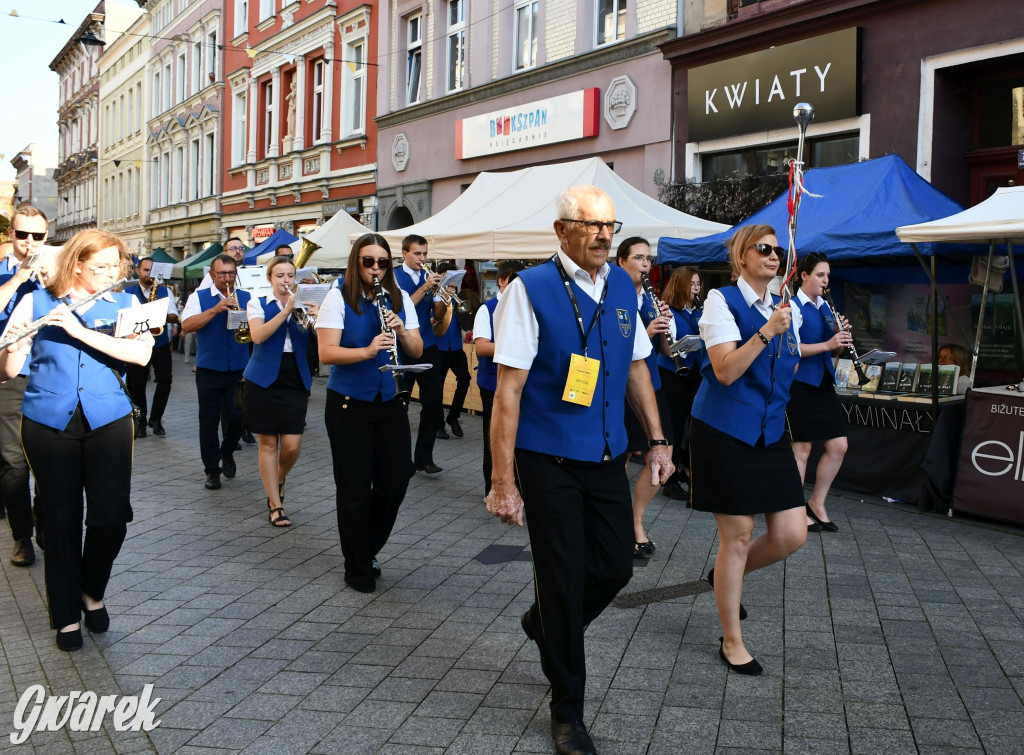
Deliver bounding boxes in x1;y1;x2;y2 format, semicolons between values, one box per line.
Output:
267;498;291;527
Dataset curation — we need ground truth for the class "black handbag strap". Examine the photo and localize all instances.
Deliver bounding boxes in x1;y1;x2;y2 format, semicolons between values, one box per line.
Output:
110;367;141;421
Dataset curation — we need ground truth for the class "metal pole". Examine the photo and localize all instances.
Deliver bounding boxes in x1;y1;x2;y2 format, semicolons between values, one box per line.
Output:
931;255;939;411
1005;240;1024;373
969;241;995;387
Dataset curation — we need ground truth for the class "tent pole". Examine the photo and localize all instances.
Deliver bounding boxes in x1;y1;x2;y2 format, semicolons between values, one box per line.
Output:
909;242;977;356
1005;239;1024;374
969;241;995;388
931;255;939;414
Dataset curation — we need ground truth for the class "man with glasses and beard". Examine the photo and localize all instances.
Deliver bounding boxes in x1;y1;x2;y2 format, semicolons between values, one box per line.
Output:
0;206;49;566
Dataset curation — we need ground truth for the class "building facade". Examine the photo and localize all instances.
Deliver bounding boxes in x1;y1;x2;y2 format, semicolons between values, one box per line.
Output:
144;0;227;259
374;0;678;231
9;144;59;234
98;9;149;256
220;0;378;246
662;0;1024;206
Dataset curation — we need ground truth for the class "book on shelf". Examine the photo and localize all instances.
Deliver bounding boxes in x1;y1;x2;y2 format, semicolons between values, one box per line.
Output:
896;363;918;393
834;358;854;389
916;363;934;394
859;364;883;392
878;361;902;392
937;364;960;396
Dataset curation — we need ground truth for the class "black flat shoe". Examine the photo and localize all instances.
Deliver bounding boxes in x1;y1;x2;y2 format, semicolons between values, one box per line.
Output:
57;628;83;651
448;419;463;438
706;568;747;621
663;480;688;501
222;455;236;479
149;420;166;436
416;462;443;474
719;636;762;675
435;427;450;440
551;718;596;755
345;576;376;593
205;472;221;490
242;430;256;445
372;559;382;578
82;603;109;633
633;543;650;560
806;504;838;532
638;540;655;555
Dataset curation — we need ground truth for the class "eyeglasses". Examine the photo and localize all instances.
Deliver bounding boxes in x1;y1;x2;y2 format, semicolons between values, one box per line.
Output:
630;254;654;263
225;245;244;252
213;270;237;278
749;243;786;257
560;219;623;235
13;229;46;241
86;263;120;275
361;256;392;269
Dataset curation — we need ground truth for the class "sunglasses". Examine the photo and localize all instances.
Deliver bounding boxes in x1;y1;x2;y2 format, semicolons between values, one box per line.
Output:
13;229;46;241
749;243;786;257
361;256;391;269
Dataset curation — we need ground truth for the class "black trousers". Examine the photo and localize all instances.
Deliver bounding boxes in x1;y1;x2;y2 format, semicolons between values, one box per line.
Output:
516;449;633;723
436;347;471;423
407;345;443;465
659;366;701;478
325;390;414;584
126;342;173;424
0;376;31;541
21;408;131;629
480;387;494;494
195;367;244;474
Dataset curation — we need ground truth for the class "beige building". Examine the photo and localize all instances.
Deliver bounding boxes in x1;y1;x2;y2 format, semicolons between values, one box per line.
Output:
98;12;150;257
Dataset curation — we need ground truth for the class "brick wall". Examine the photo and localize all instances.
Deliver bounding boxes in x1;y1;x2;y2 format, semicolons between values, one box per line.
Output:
638;0;676;33
544;0;576;63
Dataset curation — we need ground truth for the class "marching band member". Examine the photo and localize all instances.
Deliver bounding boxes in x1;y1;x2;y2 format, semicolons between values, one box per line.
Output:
691;224;806;675
243;257;316;528
789;253;852;533
615;237;676;559
0;229;153;651
433;283;471;440
180;254;251;490
316;234;422;593
124;257;179;438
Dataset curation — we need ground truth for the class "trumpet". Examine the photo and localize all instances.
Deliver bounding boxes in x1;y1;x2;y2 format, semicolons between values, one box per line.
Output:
432;284;479;336
289;284;317;330
372;274;411;400
148;277;165;337
822;287;867;385
227;285;252;344
640;273;686;375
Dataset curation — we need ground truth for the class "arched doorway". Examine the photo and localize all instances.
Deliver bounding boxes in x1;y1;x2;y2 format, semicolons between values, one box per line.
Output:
387;205;414;230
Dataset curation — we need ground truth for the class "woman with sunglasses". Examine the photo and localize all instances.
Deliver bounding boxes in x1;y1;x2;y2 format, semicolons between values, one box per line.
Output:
242;256;318;528
788;253;853;533
0;229;153;651
690;224;807;675
316;234;423;593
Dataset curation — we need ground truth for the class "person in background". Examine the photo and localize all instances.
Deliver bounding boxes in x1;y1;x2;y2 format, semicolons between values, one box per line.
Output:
275;243;294;258
0;229;153;651
472;260;523;495
938;343;971;394
433;283;471;440
788;253;852;533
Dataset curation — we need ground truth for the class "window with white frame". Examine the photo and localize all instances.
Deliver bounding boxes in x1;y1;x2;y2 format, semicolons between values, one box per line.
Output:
207;32;217;82
595;0;626;46
176;52;186;102
118;95;125;140
234;0;248;37
514;0;538;70
163;62;171;110
205;132;215;196
190;138;200;200
343;40;366;136
192;41;202;94
117;173;123;219
152;155;160;207
406;14;422;105
104;105;111;147
263;81;274;156
126;170;133;216
153;71;161;113
126;88;134;135
136;83;142;131
259;0;273;21
446;0;466;93
134;166;141;214
174;146;184;203
312;60;325;142
232;90;247;166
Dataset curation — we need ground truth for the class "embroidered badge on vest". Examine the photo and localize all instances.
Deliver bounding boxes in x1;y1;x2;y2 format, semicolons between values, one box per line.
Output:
785;330;799;355
617;309;632;337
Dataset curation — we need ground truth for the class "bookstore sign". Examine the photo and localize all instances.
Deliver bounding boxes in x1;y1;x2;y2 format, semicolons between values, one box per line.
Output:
954;389;1024;526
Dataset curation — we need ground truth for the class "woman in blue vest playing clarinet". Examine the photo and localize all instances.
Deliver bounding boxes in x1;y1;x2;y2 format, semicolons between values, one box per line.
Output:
788;253;852;533
242;256;316;528
690;224;807;675
316;234;423;593
0;229;153;651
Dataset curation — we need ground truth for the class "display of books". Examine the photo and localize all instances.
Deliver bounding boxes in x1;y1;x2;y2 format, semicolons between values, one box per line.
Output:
916;363;934;394
859;364;883;392
855;348;898;366
937;364;960;396
834;358;854;389
897;363;918;393
879;361;902;392
896;394;964;404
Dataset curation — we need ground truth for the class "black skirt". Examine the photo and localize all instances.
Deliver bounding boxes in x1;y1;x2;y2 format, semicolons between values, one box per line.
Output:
689;418;803;515
624;387;674;452
242;353;309;435
787;375;847;442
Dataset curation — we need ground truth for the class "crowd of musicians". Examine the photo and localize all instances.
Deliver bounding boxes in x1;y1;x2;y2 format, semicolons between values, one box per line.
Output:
1;193;864;755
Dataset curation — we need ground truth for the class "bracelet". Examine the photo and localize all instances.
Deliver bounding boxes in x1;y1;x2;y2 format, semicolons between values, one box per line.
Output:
648;439;668;448
755;330;770;346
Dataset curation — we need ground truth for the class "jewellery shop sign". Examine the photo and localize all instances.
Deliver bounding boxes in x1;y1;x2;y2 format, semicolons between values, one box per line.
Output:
953;390;1024;526
687;27;860;142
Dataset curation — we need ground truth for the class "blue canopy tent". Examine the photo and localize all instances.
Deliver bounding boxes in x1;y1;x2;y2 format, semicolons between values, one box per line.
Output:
245;229;297;265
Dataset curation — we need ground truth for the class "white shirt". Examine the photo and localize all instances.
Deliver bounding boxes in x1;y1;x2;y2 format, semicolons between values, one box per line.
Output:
493;250;652;371
181;286;236;323
136;282;180;317
248;296;293;352
402;262;442;304
314;286;419;332
700;277;802;350
472;291;500;342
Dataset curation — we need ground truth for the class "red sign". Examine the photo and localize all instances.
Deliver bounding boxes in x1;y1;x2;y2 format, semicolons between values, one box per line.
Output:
252;226;275;242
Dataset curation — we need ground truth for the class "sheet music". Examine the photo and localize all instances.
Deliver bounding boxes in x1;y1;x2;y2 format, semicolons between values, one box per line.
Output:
669;334;702;355
226;310;248;329
149;261;174;281
295;267;319;283
114;299;168;338
439;269;467;290
295;283;330;307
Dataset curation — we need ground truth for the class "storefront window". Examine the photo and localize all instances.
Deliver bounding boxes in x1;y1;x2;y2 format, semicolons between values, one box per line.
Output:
702;133;860;180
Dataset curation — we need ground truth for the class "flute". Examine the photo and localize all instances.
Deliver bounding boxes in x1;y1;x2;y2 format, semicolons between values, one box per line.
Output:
0;277;130;351
821;287;867;385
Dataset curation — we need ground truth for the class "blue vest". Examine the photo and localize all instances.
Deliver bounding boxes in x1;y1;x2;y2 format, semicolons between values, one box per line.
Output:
22;290;135;431
515;261;636;462
124;282;171;348
636;290;662;392
793;296;837;386
394;266;436;350
692;286;801;446
437;311;463;351
326;293;404;401
0;257;43;377
243;297;312;391
476;298;499;392
194;288;251;372
656;307;702;374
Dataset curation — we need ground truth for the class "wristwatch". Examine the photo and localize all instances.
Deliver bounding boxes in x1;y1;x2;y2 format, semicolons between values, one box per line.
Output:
648;438;668;448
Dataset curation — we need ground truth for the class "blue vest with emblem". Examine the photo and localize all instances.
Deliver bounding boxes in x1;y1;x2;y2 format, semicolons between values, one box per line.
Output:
476;298;499;391
22;290;135;431
692;286;800;446
243;297;312;390
792;296;837;387
0;257;43;377
327;293;405;401
515;260;636;462
194;288;251;372
124;282;171;348
437;311;463;351
394;266;436;350
636;290;662;391
656;307;702;375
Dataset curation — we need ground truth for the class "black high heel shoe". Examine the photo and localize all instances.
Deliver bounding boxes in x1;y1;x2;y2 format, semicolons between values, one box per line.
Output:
706;568;747;621
806;504;838;532
718;637;762;675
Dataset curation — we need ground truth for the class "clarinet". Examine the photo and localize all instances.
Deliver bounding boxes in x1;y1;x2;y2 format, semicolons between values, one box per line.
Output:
822;287;867;385
372;274;411;400
640;273;686;374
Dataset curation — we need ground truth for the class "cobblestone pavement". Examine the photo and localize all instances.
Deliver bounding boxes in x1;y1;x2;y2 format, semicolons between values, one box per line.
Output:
1;353;1022;754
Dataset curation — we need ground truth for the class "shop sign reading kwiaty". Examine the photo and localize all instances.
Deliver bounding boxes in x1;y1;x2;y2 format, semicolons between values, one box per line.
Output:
456;89;599;160
687;28;860;142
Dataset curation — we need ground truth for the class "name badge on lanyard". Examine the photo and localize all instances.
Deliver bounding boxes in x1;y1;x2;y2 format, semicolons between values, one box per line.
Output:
553;257;608;408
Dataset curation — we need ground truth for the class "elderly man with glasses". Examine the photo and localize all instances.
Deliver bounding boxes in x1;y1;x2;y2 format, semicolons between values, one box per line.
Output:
181;254;252;490
0;206;50;566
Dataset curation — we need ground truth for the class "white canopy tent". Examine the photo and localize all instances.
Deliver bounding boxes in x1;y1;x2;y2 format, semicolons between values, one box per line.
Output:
359;157;728;260
257;210;369;266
